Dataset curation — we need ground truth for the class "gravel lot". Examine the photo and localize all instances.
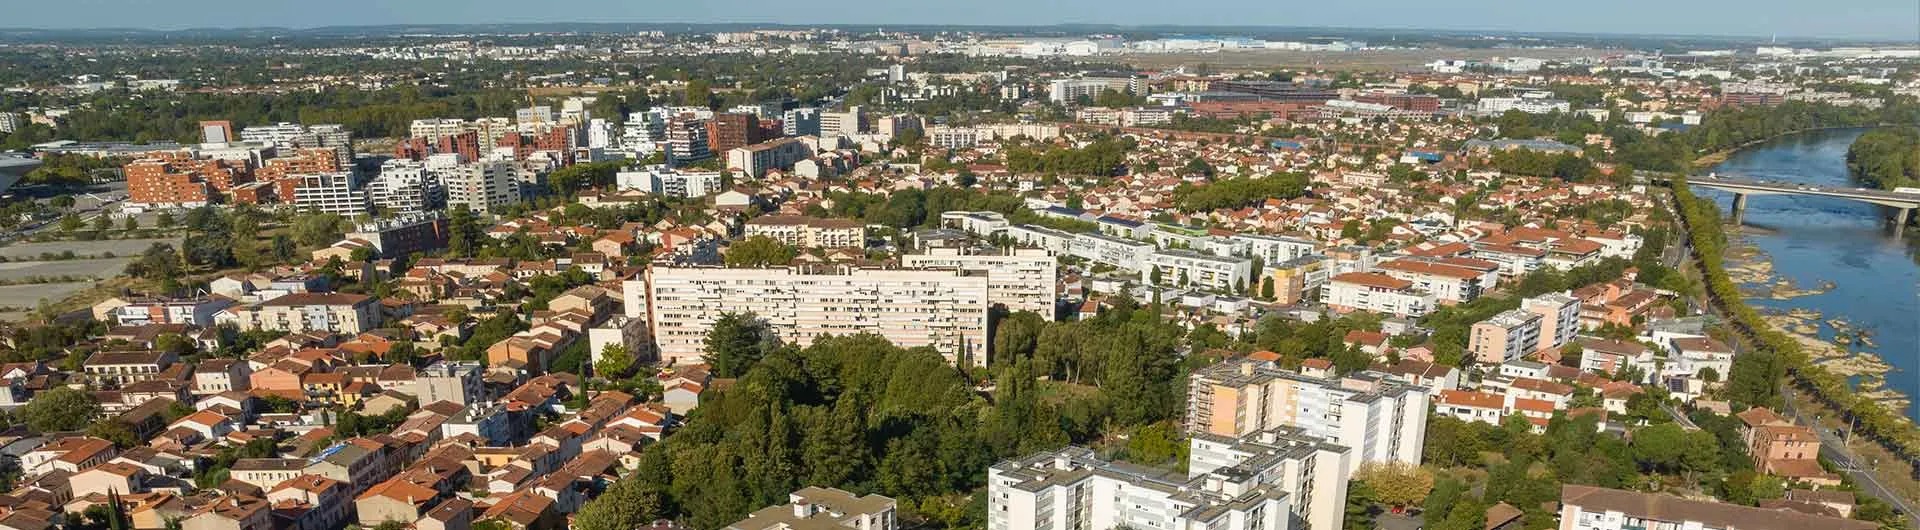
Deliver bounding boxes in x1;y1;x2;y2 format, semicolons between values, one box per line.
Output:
0;237;180;260
0;281;96;319
0;258;133;281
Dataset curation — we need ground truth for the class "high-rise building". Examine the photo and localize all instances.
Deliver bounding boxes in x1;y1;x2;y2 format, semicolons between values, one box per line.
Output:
1523;293;1581;352
367;160;442;214
705;113;761;155
644;265;990;367
125;158;222;208
903;248;1059;320
443;161;520;214
666;115;712;165
291;172;367;217
1469;309;1544;365
0;112;21;134
818;108;864;137
726;137;812;179
1185;358;1428;472
990;431;1344;530
782;108;821;137
1324;272;1435;317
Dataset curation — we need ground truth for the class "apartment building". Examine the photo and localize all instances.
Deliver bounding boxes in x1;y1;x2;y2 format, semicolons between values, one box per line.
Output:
615;166;725;198
367;160;443;213
1069;232;1154;272
1558;485;1873;530
96;295;234;327
126;157;231;208
726;487;895;530
1374;259;1490;305
1469;309;1544;364
1265;255;1333;305
343;212;449;259
727;138;812;179
666;115;712;164
443;161;520;214
1188;429;1352;530
646;265;990;367
743;216;867;249
216;293;382;335
1147;249;1253;292
1233;234;1319;264
1325;273;1436;317
291;172;368;217
1184;358;1427;471
992;446;1295;530
1522;293;1581;352
902;248;1059;320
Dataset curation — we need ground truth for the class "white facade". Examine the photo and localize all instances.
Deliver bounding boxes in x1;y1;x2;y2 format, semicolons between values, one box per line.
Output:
367;160;441;214
1186;361;1429;473
1070;232;1154;273
1324;273;1435;317
443;161;520;214
645;265;991;367
1233;234;1319;264
292;172;367;217
903;248;1059;320
989;444;1313;530
1523;293;1581;351
616;166;724;198
1147;249;1253;292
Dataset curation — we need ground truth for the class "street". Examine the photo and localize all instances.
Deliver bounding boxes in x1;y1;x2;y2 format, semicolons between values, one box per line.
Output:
1783;388;1918;518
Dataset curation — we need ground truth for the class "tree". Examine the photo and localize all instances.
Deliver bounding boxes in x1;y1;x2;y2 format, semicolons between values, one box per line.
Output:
49;196;75;209
19;387;100;432
155;211;175;229
86;421;139;448
684;79;714;108
572;476;666;530
1343;481;1379;530
122;216;138;232
291;212;346;247
705;312;777;377
58;214;82;233
1353;461;1434;508
596;344;635;379
93;214;112;232
723;236;797;268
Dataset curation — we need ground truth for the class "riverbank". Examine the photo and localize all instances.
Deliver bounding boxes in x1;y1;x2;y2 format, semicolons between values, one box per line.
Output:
1723;231;1907;411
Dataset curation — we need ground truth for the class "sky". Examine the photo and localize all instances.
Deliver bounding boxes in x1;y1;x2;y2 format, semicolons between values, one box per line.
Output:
5;0;1918;41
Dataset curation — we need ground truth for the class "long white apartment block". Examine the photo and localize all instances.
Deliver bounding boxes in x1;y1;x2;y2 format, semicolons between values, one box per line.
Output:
989;427;1350;530
645;265;991;367
1185;358;1428;473
903;248;1059;320
1148;249;1253;292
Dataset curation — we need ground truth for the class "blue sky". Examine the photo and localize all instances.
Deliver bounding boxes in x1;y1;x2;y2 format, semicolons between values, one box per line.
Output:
6;0;1917;40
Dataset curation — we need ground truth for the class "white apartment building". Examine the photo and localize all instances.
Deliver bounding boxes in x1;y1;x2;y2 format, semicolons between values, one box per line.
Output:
1477;96;1571;115
1233;234;1319;264
743;216;866;249
239;123;351;151
903;248;1059;320
989;444;1312;530
1325;273;1436;317
645;265;991;367
727;487;897;530
941;211;1011;237
819;109;864;137
214;293;381;335
367;160;442;214
1373;259;1489;305
1522;293;1581;352
1004;225;1075;255
443;161;520;214
1147;249;1253;292
292;172;368;217
616;166;725;198
1069;232;1154;273
727;138;813;178
1189;430;1352;530
1185;359;1429;472
666;115;712;164
1558;485;1875;530
1049;79;1116;104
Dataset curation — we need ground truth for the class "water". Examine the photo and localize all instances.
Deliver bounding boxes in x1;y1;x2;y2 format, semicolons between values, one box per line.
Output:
1701;128;1920;419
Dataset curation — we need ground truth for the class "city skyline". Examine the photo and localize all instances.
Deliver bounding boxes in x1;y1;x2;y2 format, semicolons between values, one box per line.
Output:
5;0;1918;41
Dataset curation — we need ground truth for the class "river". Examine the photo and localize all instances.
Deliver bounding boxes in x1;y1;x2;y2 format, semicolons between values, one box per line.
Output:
1700;127;1920;420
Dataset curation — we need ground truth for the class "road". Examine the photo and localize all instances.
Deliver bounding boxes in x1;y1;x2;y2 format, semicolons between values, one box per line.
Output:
1664;183;1919;519
1782;388;1919;518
